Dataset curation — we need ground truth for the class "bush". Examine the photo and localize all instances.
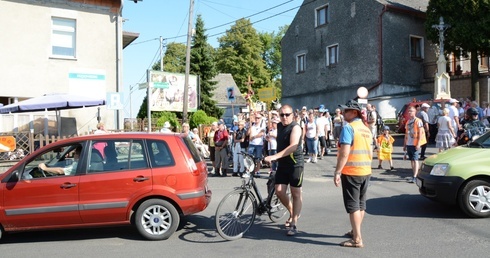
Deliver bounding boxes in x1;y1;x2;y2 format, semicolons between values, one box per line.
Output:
155;112;180;132
189;110;217;129
383;119;398;124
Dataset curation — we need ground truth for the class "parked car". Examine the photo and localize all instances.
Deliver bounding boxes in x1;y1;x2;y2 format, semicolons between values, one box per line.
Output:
417;130;490;218
396;99;450;133
0;132;212;240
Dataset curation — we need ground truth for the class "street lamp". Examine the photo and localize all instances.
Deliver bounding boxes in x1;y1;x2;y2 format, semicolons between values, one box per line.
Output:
357;86;368;106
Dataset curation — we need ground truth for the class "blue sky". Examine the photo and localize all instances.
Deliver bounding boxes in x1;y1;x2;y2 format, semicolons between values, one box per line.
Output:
121;0;301;118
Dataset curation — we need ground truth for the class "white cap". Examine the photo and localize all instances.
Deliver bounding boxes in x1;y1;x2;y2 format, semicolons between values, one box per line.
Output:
302;106;307;110
449;98;459;103
163;121;171;128
421;103;430;108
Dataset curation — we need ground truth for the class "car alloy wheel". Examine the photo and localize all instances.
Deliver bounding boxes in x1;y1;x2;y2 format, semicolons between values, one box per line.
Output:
135;199;180;240
459;180;490;218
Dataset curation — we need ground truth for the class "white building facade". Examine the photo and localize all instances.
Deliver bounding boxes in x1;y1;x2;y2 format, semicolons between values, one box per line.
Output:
0;0;123;135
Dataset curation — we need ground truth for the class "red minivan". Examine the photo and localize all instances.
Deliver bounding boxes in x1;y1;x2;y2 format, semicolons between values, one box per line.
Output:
396;99;450;133
0;133;211;240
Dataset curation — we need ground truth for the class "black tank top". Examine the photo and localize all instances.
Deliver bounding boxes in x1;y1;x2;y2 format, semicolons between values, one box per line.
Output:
277;121;304;168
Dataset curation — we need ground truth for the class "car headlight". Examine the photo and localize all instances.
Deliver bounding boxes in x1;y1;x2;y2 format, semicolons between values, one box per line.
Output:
430;163;449;176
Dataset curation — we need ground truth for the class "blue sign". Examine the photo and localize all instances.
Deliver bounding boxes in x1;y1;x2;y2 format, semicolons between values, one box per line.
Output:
227;86;235;102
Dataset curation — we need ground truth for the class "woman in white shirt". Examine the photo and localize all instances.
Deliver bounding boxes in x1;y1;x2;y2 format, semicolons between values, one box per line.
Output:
305;112;318;163
436;108;456;152
266;118;279;173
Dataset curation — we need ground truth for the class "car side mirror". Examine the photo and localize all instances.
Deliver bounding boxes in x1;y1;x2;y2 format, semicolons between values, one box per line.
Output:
8;171;20;183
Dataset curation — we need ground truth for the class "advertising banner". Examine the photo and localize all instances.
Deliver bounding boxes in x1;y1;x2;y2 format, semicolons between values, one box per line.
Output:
149;71;198;112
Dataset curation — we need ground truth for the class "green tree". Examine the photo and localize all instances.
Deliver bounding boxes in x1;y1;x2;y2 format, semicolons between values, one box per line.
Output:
425;0;490;102
191;15;222;119
153;42;186;73
216;18;271;98
259;25;288;81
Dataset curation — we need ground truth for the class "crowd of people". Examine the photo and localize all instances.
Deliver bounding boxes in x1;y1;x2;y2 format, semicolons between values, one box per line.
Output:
156;96;489;247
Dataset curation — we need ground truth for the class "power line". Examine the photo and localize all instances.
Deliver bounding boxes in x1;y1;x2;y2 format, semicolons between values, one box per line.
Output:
204;0;294;31
161;0;300;41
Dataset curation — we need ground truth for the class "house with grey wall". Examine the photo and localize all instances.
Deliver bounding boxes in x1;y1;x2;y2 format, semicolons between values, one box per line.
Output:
211;73;247;126
281;0;435;118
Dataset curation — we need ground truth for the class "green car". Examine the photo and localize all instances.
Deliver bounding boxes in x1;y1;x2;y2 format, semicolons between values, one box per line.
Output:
417;132;490;218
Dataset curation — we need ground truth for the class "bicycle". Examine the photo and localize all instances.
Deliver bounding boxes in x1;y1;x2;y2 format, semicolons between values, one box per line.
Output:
215;152;289;240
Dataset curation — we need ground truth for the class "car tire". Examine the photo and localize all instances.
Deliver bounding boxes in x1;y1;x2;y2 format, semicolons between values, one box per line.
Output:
458;179;490;218
135;199;180;240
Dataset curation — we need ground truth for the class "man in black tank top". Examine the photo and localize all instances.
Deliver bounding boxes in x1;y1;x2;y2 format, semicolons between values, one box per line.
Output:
264;104;304;236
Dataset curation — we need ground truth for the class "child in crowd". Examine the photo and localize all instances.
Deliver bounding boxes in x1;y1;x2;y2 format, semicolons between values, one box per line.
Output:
376;126;395;171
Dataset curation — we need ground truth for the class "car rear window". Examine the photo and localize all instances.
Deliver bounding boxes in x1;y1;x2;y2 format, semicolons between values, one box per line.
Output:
147;139;175;167
182;136;202;163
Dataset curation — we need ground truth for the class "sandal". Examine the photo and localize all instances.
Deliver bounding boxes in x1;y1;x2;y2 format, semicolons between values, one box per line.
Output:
285;218;293;228
340;239;364;248
286;225;298;236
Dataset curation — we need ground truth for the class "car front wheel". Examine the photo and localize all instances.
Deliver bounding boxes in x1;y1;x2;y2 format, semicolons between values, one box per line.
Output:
458;180;490;218
135;199;180;240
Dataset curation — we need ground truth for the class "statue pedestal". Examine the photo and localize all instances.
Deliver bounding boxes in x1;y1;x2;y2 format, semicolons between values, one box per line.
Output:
434;72;451;100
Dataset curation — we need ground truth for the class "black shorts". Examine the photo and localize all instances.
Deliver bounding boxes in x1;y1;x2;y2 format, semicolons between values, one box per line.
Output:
318;136;326;148
275;166;304;187
341;174;370;213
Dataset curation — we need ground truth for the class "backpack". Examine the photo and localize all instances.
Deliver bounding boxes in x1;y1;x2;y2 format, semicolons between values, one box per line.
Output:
375;110;384;134
375;111;384;127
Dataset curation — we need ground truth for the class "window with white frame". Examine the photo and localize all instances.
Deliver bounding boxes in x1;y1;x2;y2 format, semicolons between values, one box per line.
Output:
410;36;424;59
316;5;329;27
296;54;306;73
52;17;76;58
326;44;339;66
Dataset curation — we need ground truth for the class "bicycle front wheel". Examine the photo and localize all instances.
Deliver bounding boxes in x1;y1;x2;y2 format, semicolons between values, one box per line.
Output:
269;191;290;223
215;189;257;240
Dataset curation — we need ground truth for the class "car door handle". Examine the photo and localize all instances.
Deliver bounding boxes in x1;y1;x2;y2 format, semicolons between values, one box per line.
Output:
133;176;150;182
60;183;77;189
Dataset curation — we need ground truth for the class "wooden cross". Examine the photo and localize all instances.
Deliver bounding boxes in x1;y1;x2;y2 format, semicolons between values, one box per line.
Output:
245;75;255;112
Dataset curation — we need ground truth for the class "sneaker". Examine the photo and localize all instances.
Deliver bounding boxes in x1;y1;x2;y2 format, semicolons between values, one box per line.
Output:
390;166;394;171
306;157;312;163
312;157;317;163
377;165;382;169
407;177;415;183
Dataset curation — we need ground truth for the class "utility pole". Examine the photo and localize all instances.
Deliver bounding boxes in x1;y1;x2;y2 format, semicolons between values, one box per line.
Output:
182;0;194;123
160;36;164;71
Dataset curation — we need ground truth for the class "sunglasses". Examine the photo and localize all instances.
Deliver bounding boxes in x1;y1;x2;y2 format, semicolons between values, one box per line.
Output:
279;113;292;117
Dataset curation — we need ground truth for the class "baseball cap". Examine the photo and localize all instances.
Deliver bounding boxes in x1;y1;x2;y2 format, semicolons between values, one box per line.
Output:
218;121;224;125
319;104;326;112
449;98;459;103
338;100;361;111
421;103;430;108
383;125;390;131
302;106;307;110
212;121;218;126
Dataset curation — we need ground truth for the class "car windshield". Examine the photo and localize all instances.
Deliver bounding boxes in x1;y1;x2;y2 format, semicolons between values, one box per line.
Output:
467;130;490;148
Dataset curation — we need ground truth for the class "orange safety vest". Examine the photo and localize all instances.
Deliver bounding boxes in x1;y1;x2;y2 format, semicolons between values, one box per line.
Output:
343;120;373;176
405;117;427;146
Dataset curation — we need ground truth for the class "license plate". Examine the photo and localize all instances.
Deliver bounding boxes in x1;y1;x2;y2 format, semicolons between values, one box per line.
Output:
416;178;422;187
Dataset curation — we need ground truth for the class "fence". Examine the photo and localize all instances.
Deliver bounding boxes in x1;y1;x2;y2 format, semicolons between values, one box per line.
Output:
0;132;94;162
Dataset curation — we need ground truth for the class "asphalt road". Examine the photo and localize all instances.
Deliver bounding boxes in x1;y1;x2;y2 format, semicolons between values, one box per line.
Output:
1;136;489;257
